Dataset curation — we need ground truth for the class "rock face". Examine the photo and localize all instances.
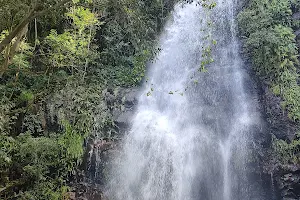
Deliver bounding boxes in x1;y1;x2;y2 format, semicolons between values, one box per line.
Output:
71;87;139;199
236;1;300;197
254;70;300;200
274;165;300;200
70;183;105;200
260;85;298;141
111;87;139;134
245;62;300;200
268;8;300;198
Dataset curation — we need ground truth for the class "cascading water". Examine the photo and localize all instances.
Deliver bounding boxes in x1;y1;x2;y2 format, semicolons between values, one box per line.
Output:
106;1;265;200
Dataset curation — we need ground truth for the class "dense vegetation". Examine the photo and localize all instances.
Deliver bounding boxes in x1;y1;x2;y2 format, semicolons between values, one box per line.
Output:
238;0;300;165
3;0;300;198
238;0;300;121
0;0;177;199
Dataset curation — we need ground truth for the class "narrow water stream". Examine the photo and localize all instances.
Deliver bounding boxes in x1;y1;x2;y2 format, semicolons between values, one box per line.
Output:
106;1;265;199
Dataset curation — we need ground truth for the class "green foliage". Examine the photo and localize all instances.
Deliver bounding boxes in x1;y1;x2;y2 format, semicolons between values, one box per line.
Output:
245;25;298;79
0;0;177;198
0;0;73;31
94;0;174;86
0;3;99;199
0;97;14;134
238;0;300;121
0;0;30;31
47;81;109;138
272;134;300;164
19;181;69;200
66;6;98;32
238;0;292;36
0;30;34;71
0;122;84;199
44;6;98;73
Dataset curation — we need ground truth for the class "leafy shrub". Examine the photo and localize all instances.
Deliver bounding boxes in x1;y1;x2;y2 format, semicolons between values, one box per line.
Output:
0;121;84;199
272;134;300;164
238;0;300;121
0;0;177;198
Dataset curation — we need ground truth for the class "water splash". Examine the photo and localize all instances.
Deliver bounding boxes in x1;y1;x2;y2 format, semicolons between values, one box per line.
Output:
106;1;264;200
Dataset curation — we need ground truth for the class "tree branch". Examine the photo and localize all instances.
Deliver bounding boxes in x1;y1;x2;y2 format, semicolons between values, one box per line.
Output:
0;0;73;53
0;8;35;53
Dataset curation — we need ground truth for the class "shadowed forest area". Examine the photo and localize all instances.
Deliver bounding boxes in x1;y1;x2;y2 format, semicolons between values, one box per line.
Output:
0;0;176;198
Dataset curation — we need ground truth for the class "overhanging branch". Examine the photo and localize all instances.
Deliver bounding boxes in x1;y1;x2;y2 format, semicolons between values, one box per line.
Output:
0;0;73;54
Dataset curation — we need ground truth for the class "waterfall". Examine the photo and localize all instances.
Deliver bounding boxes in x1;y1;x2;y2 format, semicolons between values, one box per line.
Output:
106;1;264;200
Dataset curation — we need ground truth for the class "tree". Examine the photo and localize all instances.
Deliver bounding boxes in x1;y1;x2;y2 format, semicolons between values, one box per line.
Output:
0;0;73;76
0;0;73;53
43;6;99;75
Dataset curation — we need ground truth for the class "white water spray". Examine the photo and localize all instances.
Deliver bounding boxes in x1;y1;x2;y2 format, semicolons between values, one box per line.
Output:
106;1;263;200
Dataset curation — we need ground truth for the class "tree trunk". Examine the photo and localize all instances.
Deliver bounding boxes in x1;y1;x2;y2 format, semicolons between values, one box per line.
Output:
0;9;36;53
0;0;72;54
0;24;29;76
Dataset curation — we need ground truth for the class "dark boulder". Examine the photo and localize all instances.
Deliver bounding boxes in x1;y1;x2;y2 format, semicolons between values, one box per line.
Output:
274;165;300;200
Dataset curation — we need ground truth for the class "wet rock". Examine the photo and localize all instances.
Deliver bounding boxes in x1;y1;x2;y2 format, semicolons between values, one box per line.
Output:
111;87;139;134
292;12;300;20
70;87;139;200
123;88;139;108
257;83;300;200
85;138;117;184
259;84;298;141
243;53;300;199
72;182;105;200
295;29;300;44
236;4;300;199
115;110;135;133
275;169;300;200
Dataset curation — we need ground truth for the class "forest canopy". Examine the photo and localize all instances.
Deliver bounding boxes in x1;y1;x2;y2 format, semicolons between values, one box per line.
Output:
0;0;178;199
